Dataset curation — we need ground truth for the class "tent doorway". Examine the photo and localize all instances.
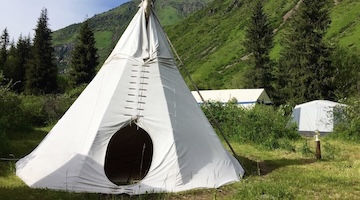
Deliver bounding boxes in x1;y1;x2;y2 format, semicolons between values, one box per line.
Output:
104;124;153;185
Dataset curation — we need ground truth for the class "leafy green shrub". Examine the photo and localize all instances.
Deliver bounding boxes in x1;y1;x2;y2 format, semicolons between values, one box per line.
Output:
20;94;74;126
0;131;9;156
0;74;28;155
19;95;47;125
202;101;300;150
202;100;240;139
299;140;313;157
67;84;87;99
331;97;360;142
0;87;27;132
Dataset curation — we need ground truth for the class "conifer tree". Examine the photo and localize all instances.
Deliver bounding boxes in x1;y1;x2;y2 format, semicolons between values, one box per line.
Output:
69;20;99;87
26;9;58;94
275;0;333;105
0;28;10;71
3;42;18;83
16;35;32;92
3;35;31;92
243;1;273;95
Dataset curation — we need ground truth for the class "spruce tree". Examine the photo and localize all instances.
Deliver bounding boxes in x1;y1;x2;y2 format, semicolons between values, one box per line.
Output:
243;1;273;95
26;9;58;94
16;35;32;92
275;0;333;105
0;28;10;71
3;42;18;83
3;35;31;92
69;20;99;87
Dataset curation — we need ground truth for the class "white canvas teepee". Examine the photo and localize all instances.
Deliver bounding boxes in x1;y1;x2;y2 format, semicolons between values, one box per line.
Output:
16;1;244;195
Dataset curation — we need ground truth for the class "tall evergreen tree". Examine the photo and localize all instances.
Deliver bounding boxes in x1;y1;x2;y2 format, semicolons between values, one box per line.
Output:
3;35;31;92
243;1;273;95
275;0;333;106
0;28;10;71
3;42;18;83
26;9;58;94
69;20;99;87
16;35;32;92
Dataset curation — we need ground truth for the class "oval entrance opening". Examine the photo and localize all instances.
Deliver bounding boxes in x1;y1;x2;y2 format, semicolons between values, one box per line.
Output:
104;124;153;185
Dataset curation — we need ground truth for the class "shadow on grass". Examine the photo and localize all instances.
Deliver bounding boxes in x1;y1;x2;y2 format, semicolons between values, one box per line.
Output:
235;155;259;177
0;185;170;200
99;193;168;200
7;128;48;159
258;158;316;176
1;128;48;177
0;186;101;200
235;155;316;177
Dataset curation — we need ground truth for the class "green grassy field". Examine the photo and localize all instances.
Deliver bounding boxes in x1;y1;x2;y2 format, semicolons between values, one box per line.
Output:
1;128;359;200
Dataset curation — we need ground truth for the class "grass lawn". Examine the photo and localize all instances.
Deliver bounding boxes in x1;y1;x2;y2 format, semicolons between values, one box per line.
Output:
1;129;359;199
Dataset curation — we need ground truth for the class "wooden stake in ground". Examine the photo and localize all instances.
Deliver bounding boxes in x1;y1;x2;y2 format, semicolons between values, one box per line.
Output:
315;130;321;159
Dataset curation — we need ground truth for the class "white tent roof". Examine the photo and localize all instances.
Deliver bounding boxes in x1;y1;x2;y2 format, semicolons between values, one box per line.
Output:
16;1;244;195
291;100;345;135
191;88;272;106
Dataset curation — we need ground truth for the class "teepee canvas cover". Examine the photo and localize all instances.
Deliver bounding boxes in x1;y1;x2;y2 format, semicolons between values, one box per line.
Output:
16;1;244;195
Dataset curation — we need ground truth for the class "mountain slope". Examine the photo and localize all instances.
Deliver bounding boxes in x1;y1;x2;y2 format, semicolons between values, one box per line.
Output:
53;0;360;90
326;0;360;47
53;0;212;72
165;0;360;89
165;0;300;89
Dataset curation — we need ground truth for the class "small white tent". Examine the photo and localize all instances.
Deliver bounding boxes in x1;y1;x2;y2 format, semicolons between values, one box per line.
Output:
191;88;272;108
16;0;244;195
291;100;344;136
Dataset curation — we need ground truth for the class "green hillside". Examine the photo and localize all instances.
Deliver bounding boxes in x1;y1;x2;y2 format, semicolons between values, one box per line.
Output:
165;0;360;89
52;0;360;89
326;0;360;47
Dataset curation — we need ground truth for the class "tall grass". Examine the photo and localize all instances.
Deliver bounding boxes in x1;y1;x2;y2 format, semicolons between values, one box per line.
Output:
2;135;359;199
0;80;78;157
0;78;29;156
202;101;300;150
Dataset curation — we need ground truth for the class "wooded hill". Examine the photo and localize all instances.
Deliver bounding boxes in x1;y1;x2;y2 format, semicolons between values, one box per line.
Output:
53;0;212;72
165;0;360;90
53;0;360;90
